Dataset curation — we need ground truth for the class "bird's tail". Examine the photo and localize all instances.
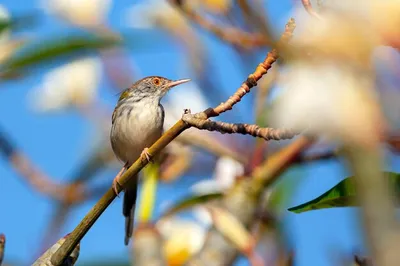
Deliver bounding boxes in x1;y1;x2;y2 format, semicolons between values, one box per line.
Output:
122;175;138;246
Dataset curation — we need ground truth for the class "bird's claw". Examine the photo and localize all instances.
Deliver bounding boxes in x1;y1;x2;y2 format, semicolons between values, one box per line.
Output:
113;177;121;197
140;148;152;163
113;165;127;197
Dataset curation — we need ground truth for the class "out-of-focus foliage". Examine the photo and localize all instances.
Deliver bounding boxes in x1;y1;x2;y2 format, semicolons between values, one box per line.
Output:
0;33;120;76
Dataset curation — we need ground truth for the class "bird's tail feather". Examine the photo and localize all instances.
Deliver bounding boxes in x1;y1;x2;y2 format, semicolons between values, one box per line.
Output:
123;175;138;246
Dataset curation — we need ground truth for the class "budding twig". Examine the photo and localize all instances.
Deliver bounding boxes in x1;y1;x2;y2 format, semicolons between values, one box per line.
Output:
182;113;299;141
207;18;295;117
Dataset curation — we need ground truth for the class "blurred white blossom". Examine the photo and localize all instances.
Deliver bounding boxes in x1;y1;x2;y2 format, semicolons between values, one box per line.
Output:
39;0;111;27
270;7;384;147
190;156;244;194
301;0;400;47
28;57;102;112
157;217;206;264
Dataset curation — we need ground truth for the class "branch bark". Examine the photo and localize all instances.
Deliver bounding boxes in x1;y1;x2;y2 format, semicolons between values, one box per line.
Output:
182;113;299;141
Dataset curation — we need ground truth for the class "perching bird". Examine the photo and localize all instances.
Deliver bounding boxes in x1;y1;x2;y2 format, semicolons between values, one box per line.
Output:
110;76;190;245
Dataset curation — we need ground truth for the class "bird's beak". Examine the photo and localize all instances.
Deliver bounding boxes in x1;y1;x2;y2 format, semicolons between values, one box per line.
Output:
166;78;191;90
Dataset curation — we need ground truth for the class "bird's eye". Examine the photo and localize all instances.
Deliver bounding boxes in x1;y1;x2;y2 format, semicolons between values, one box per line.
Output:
153;78;161;86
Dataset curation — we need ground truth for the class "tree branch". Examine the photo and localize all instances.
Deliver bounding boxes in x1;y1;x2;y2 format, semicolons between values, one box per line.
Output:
182;112;299;141
50;18;296;266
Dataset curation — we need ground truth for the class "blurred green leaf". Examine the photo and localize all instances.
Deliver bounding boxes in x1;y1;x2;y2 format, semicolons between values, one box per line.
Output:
0;14;38;35
0;32;121;73
288;172;400;213
162;192;223;217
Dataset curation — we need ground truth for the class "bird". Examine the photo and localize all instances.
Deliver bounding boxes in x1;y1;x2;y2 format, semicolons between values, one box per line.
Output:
110;76;190;245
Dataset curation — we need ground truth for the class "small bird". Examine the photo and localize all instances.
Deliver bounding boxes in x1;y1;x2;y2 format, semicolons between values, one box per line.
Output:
110;76;190;245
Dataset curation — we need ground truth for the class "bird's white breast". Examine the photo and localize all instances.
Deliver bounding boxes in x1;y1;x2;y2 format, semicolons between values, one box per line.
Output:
111;100;164;164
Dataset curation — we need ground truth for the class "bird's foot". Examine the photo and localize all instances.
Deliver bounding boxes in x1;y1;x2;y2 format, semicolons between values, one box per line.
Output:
140;147;152;163
113;165;127;197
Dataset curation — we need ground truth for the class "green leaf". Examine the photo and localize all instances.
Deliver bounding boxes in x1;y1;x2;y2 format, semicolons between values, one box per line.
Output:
162;192;223;217
0;32;120;73
288;172;400;214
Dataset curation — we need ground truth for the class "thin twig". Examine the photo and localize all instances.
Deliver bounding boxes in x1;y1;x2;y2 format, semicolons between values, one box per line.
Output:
50;18;296;265
207;18;295;117
182;113;299;141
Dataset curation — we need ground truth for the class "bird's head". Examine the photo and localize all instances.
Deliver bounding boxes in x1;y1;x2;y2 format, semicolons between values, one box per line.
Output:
118;76;191;103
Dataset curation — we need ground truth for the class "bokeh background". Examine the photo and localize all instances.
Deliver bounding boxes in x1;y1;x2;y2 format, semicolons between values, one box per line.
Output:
0;0;399;265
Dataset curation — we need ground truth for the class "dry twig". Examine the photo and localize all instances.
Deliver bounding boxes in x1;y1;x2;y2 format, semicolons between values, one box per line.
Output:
182;113;299;141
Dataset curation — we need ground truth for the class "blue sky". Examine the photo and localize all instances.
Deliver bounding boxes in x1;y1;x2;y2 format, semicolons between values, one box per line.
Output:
0;1;399;265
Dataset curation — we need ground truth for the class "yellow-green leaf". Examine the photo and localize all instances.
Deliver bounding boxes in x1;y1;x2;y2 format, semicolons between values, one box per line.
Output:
137;163;160;223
